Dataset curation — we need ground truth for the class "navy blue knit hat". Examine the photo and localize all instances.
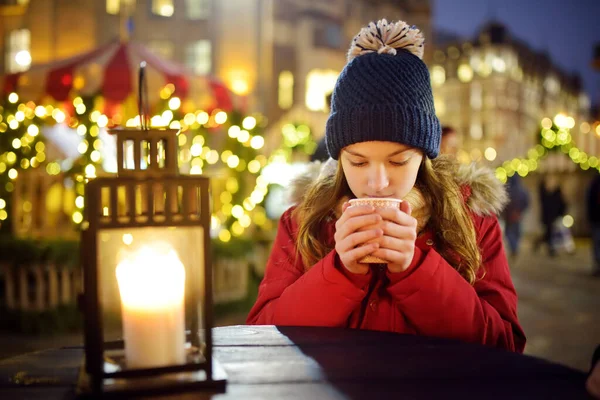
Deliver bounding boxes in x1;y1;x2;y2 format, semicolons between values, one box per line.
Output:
325;19;441;160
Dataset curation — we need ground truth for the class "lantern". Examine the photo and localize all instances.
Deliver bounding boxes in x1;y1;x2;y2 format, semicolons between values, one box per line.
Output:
77;124;227;397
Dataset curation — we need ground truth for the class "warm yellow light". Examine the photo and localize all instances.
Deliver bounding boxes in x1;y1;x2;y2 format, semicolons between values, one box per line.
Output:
228;125;240;139
8;120;19;130
85;164;96;178
34;106;46;117
220;191;232;204
196;111;209;125
239;214;252;228
52;109;66;123
75;196;85;209
15;111;25;121
248;160;261;174
457;64;473;82
8;93;18;104
8;169;18;180
190;144;202;157
431;65;446;87
250;135;264;149
168;97;181;110
566;117;575;129
205;150;219;164
222;203;232;216
169;121;181;130
278;70;294;109
214;111;227;125
97;115;109;128
595;124;600;137
553;113;568;129
78;142;89;154
562;215;574;228
580;122;591;134
15;50;31;68
231;222;244;237
226;177;239;193
227;155;240;168
12;138;22;149
231;205;244;219
231;78;249;96
27;124;39;136
242;116;257;130
0;199;5;210
76;104;86;115
72;211;83;224
238;130;250;143
0;210;7;221
219;229;231;242
122;233;134;245
90;150;101;162
305;69;339;111
189;165;203;175
0;163;5;173
541;118;553;130
484;147;497;161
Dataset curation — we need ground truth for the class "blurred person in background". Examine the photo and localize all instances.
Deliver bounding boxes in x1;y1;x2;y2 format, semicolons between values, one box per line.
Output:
587;174;600;277
534;175;566;257
502;175;530;261
440;126;459;157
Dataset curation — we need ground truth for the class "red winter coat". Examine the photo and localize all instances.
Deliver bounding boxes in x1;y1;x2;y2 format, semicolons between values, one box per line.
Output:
247;165;526;353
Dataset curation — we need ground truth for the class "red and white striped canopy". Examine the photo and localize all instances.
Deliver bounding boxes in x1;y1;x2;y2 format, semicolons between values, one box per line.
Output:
1;39;238;115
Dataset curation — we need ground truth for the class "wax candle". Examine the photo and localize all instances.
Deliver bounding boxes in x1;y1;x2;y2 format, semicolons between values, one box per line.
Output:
116;245;186;369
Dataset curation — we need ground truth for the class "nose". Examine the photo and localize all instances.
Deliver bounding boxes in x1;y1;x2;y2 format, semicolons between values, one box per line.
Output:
367;164;389;192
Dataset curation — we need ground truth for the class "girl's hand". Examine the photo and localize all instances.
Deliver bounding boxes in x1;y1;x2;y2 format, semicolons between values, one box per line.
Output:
370;201;418;273
334;203;383;275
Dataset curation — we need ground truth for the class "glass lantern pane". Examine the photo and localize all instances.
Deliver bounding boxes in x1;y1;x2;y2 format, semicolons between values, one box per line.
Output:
96;225;205;370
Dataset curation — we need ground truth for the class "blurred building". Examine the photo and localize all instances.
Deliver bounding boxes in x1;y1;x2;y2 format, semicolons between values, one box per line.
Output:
0;0;433;141
431;21;595;168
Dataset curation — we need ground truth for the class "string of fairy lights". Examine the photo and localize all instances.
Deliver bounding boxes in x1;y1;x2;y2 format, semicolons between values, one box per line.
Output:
494;113;600;185
0;86;291;242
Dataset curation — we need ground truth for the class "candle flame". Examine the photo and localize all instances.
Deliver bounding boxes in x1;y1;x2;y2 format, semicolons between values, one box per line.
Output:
116;245;186;310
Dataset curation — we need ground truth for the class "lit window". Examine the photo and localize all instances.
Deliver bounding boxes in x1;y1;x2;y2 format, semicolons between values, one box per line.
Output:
278;71;294;109
147;40;174;60
470;122;483;140
305;69;338;112
470;82;482;109
186;0;210;19
433;96;445;116
152;0;174;17
106;0;135;15
492;57;506;72
185;40;211;75
431;65;446;87
458;64;473;83
5;29;31;73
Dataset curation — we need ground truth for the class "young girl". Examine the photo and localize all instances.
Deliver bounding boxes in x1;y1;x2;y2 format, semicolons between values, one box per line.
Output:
247;19;526;353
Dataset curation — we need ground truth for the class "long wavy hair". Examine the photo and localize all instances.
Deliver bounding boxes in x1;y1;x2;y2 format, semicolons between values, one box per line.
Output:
292;156;482;285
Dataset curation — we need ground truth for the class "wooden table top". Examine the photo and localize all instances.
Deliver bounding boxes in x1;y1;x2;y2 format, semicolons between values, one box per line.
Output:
0;325;590;399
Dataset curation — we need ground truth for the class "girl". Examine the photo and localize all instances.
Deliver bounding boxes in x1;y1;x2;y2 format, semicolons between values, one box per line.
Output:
247;19;526;353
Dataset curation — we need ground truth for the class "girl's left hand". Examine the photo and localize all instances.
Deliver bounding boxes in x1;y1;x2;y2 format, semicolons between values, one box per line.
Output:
370;200;418;273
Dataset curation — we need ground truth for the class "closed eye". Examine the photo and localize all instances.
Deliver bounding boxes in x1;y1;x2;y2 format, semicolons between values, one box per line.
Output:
390;159;410;166
349;161;367;167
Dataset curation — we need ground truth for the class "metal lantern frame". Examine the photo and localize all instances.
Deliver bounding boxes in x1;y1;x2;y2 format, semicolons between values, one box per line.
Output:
77;123;226;397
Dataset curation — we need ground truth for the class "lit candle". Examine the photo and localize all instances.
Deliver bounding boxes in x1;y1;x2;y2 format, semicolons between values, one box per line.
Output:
116;245;186;369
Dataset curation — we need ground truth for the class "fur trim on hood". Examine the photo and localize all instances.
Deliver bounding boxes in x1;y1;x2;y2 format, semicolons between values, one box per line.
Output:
288;158;508;217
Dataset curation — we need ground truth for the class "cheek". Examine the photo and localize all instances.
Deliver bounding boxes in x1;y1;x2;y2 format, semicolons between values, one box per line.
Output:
393;164;420;194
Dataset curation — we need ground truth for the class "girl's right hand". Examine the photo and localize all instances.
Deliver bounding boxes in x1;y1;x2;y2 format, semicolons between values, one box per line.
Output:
334;202;383;275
